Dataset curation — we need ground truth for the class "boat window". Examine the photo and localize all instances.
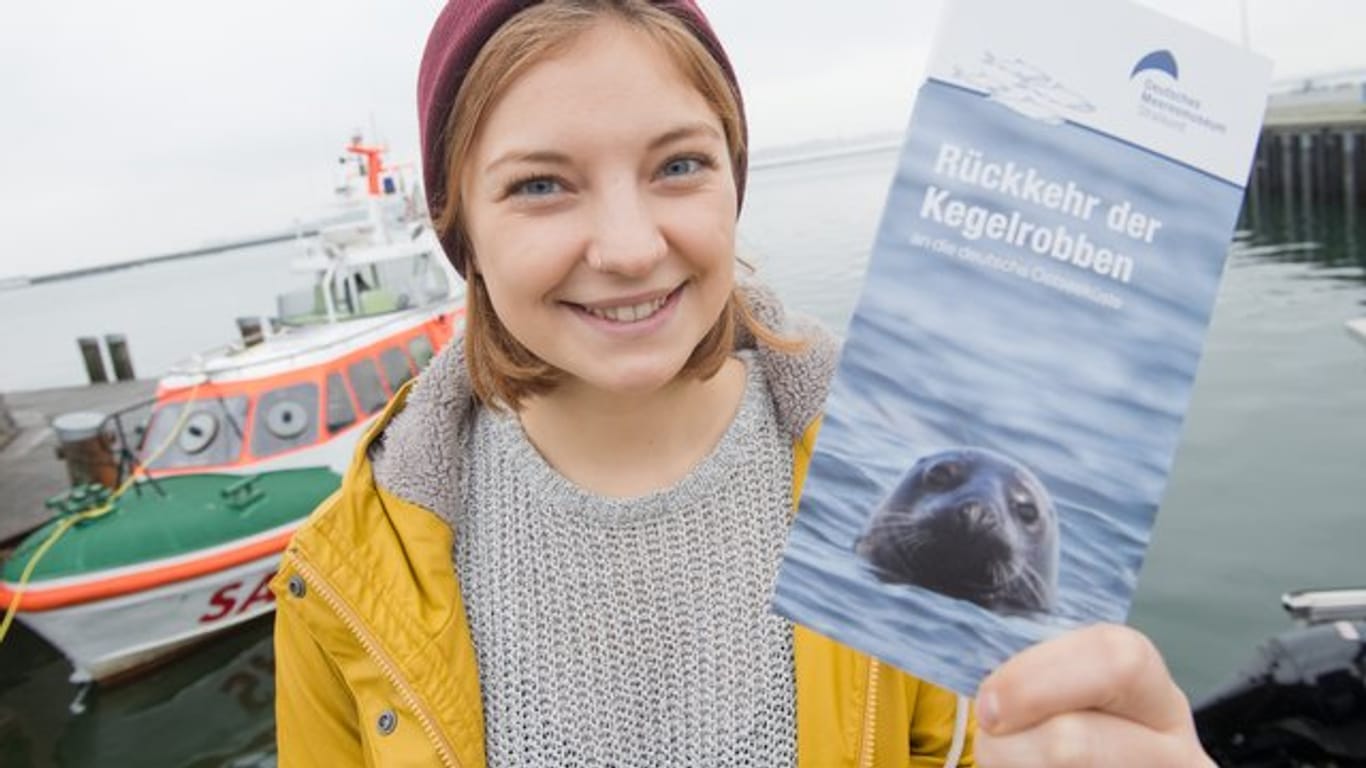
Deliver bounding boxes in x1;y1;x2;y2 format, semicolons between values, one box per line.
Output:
252;382;320;458
141;396;248;470
325;373;357;433
408;335;435;371
179;412;219;454
379;346;415;392
348;358;389;414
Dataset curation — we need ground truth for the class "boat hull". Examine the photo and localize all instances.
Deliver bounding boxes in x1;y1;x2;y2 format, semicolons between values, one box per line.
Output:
12;551;286;683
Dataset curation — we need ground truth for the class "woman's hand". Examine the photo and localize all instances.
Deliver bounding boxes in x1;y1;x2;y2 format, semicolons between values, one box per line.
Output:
973;623;1215;767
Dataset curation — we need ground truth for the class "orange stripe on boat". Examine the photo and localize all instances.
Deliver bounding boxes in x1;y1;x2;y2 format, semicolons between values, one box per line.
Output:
147;312;460;476
0;529;296;612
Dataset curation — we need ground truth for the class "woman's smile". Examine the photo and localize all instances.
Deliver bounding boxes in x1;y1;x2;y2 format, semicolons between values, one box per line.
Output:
562;282;686;334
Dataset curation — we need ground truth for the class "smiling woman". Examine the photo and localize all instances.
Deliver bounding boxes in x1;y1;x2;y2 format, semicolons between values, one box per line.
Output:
434;2;801;411
458;18;743;406
267;2;1215;767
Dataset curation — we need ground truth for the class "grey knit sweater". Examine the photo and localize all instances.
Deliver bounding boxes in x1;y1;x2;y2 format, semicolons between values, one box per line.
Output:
371;282;838;767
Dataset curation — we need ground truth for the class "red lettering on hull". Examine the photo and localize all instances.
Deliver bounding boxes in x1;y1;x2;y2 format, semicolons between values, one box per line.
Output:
198;571;278;624
200;582;242;623
238;572;277;614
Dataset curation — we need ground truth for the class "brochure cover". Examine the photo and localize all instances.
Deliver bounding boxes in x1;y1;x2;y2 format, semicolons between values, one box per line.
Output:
772;0;1272;696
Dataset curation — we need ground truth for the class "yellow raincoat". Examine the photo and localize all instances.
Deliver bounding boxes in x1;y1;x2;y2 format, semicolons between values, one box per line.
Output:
272;384;976;767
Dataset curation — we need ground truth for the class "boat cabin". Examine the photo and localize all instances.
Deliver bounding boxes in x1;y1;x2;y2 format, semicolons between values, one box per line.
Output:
140;318;453;473
276;241;453;326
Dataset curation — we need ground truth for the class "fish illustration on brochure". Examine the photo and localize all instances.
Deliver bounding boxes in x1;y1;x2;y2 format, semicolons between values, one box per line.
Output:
772;0;1272;696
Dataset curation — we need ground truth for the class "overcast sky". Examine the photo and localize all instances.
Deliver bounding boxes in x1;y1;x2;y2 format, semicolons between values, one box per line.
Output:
2;1;1362;279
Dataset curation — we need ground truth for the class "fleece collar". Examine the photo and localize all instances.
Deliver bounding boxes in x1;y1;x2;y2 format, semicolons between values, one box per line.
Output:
369;278;839;525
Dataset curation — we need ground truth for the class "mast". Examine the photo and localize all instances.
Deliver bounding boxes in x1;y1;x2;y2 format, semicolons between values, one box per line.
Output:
345;138;392;245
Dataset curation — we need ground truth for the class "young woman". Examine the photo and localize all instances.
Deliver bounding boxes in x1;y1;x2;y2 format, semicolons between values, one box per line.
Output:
272;1;1213;766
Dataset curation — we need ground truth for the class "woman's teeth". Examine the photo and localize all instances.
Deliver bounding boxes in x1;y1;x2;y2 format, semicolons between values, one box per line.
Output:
583;294;669;323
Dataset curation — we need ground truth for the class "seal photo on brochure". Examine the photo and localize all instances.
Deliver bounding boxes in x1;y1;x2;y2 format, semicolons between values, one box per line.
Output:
854;447;1060;616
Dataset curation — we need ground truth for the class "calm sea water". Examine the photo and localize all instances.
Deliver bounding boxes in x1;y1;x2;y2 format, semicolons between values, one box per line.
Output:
1;144;1364;764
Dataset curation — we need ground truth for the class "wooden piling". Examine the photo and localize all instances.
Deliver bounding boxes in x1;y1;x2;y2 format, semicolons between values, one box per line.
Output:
1344;130;1359;208
1258;74;1366;217
52;411;118;490
1246;137;1264;228
78;337;108;384
1315;130;1331;204
1279;132;1295;201
106;334;136;382
1299;132;1315;214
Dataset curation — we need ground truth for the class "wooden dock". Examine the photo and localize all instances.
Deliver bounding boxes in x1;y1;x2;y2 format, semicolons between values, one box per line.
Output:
1251;74;1366;209
0;380;156;545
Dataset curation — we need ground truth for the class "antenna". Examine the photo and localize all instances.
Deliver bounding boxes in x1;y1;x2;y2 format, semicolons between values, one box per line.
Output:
1238;0;1251;48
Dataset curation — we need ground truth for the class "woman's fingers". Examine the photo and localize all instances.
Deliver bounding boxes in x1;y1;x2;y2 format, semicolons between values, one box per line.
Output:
974;709;1215;768
976;624;1195;737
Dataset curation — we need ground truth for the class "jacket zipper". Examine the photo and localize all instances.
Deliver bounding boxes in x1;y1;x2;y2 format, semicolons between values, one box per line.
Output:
858;659;880;768
291;556;463;768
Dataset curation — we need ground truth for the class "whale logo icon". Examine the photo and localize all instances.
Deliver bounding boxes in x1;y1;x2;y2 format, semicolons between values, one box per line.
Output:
1131;50;1179;80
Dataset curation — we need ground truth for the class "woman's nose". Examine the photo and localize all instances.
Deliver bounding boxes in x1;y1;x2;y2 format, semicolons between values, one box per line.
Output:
585;180;667;276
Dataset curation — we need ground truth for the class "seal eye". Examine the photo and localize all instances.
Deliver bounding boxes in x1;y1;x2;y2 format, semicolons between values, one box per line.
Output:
923;460;961;491
1014;501;1039;524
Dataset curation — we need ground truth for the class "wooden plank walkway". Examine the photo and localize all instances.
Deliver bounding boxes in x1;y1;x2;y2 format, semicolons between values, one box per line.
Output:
0;380;156;545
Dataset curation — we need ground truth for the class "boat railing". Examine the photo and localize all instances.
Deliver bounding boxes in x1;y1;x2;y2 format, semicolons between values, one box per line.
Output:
276;249;454;327
275;284;427;326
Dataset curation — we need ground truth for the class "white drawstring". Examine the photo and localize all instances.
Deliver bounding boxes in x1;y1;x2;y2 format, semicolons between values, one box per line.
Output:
942;693;971;768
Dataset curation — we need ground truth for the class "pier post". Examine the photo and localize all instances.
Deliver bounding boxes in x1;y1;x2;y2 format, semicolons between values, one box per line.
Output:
105;334;135;382
1247;137;1264;230
1316;130;1332;204
77;337;109;384
1280;132;1295;200
1278;133;1295;234
1299;133;1315;205
52;411;117;490
1344;130;1358;210
1346;131;1359;250
1300;132;1315;233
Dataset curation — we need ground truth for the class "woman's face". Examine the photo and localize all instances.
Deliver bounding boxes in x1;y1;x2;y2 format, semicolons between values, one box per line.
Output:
461;20;738;397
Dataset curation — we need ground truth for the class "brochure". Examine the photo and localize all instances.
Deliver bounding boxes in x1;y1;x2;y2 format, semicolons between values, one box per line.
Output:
772;0;1273;695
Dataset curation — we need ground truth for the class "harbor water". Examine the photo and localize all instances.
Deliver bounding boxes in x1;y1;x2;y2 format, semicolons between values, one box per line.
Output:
1;144;1364;765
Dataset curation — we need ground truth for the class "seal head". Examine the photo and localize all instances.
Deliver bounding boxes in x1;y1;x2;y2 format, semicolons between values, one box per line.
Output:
855;447;1060;616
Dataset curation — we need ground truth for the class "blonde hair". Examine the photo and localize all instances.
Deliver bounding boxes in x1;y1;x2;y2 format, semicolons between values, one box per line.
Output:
435;0;800;410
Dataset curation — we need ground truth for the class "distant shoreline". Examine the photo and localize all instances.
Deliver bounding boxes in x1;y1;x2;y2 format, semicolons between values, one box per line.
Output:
750;136;901;170
6;230;318;289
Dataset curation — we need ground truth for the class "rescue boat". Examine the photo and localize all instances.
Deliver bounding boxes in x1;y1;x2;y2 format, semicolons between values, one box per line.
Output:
0;139;465;683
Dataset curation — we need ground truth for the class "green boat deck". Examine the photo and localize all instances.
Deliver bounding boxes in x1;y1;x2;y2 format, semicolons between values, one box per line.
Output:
3;468;337;582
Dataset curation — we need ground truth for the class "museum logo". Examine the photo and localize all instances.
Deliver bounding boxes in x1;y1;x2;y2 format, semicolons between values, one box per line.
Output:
1130;49;1228;135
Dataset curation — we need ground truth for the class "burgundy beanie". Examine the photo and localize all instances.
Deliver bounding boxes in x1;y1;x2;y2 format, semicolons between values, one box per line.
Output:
416;0;748;277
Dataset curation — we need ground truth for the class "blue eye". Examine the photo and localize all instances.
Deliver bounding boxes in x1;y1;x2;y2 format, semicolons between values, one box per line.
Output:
661;157;703;177
512;177;561;197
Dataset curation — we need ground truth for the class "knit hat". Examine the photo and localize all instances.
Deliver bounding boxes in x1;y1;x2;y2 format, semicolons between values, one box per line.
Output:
417;0;747;277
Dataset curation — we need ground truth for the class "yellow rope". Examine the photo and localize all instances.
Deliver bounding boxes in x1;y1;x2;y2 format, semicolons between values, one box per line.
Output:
0;379;205;644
